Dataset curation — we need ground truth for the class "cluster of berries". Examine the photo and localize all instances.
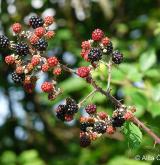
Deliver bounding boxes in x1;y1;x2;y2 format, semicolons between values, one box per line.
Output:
80;28;123;65
1;15;61;99
56;98;79;121
79;105;135;147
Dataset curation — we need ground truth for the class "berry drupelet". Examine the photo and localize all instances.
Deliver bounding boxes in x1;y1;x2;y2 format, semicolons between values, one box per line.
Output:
112;50;123;64
92;29;104;41
16;42;29;56
88;48;102;62
34;38;48;51
0;35;10;48
29;16;44;29
11;71;25;84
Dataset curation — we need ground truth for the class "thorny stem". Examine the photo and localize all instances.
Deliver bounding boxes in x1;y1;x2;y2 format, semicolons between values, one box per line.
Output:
78;89;97;107
61;64;160;145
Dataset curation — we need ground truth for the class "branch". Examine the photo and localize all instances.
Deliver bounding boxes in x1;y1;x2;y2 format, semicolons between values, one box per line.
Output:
61;64;160;145
106;60;112;91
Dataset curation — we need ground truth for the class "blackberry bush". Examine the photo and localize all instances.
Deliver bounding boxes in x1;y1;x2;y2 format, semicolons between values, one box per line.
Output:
2;14;160;149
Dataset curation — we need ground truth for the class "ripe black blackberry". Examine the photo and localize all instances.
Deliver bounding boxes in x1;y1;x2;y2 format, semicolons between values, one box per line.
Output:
66;98;78;115
103;41;113;55
93;121;106;134
80;134;91;147
88;48;102;62
112;50;123;64
11;72;25;84
29;16;44;29
56;105;67;121
80;122;94;132
112;116;125;127
0;35;9;48
16;42;29;56
34;38;48;51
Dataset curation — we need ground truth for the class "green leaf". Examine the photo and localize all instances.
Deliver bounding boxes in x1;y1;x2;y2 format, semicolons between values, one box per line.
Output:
123;122;142;149
139;49;156;71
148;101;160;118
107;156;151;165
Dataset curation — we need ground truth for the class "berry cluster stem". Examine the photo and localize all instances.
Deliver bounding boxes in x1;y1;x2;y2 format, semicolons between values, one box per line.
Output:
78;89;97;107
61;64;160;145
106;59;112;91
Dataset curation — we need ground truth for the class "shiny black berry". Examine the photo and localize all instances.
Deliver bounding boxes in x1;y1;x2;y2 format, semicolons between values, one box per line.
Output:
0;35;9;48
56;105;67;121
80;122;94;132
93;122;106;134
35;38;48;51
66;98;78;115
112;50;123;64
11;72;25;84
16;42;29;56
112;116;125;127
29;16;44;29
80;134;91;147
103;41;113;55
88;48;102;62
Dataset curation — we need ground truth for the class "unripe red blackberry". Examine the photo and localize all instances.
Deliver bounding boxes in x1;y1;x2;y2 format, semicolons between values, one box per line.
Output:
23;82;35;93
101;37;110;46
85;104;97;114
0;35;10;48
16;66;24;74
12;23;22;33
31;55;40;66
47;57;58;67
93;121;106;134
5;55;15;65
45;31;55;39
97;112;108;120
53;67;62;75
80;134;91;147
41;63;49;72
81;41;91;50
44;16;54;26
29;35;39;45
88;48;102;62
124;111;133;121
11;71;25;84
64;114;73;122
15;42;29;56
77;66;90;78
26;63;34;72
112;50;123;64
34;27;45;37
80;49;90;61
41;82;53;93
29;16;44;29
92;29;104;41
106;126;115;134
34;38;48;51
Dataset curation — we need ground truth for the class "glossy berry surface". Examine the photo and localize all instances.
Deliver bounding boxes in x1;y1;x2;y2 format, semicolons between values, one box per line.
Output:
11;71;24;84
41;82;53;93
112;50;123;64
88;48;102;62
77;66;90;78
85;104;97;114
29;16;44;29
12;23;22;33
16;42;29;56
34;38;48;51
0;35;9;48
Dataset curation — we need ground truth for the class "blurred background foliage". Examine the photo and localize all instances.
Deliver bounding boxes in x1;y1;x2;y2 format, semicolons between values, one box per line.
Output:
0;0;160;164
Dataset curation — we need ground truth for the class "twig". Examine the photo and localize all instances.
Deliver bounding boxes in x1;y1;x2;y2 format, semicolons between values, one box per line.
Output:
60;64;160;145
78;89;97;107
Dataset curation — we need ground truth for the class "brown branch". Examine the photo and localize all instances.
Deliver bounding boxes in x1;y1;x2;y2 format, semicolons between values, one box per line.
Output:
61;64;160;145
